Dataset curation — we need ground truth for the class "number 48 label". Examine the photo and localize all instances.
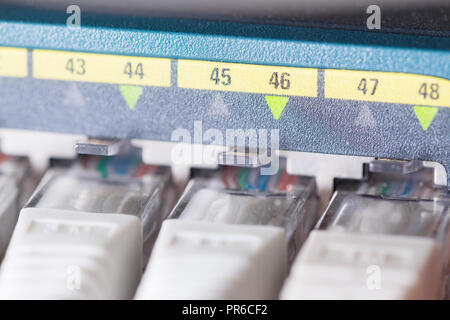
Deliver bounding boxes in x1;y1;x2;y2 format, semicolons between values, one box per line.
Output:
418;83;439;100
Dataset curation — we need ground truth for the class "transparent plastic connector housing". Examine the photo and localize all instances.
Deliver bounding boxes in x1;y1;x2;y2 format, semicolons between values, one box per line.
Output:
282;163;450;300
136;174;317;299
169;176;317;262
317;191;450;277
318;193;450;241
0;156;30;258
335;164;448;200
26;167;170;259
282;191;450;300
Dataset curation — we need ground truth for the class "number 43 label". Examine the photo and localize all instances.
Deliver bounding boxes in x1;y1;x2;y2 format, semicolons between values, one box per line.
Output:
33;50;171;87
178;59;317;97
324;69;450;107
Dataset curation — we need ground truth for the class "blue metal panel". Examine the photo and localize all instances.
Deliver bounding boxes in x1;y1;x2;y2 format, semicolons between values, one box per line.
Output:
0;7;449;187
0;7;448;78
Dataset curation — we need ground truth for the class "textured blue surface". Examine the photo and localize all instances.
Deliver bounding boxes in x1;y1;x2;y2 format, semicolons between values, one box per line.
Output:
0;7;449;78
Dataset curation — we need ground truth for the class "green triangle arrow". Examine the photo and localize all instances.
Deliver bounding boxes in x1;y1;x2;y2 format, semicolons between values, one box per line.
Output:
119;85;143;110
413;106;438;131
265;96;289;120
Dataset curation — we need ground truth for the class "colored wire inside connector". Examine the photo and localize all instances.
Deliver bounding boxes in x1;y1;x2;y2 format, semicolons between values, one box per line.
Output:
79;155;90;169
286;175;299;193
376;182;392;196
401;181;413;196
237;167;250;190
247;168;259;190
136;163;149;178
226;167;239;189
0;154;9;164
278;170;289;191
257;174;270;191
97;157;110;178
121;155;135;175
221;167;230;188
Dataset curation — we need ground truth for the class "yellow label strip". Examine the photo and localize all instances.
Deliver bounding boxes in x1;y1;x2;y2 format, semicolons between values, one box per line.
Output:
33;50;171;87
325;69;450;107
0;47;28;78
178;59;318;97
28;49;450;108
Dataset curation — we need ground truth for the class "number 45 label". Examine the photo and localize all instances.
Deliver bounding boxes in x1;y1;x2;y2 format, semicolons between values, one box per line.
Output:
33;50;171;87
178;59;317;97
324;69;450;107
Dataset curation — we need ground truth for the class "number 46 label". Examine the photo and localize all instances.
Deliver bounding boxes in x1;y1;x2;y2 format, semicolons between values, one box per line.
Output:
33;50;171;87
325;69;449;107
178;60;317;97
